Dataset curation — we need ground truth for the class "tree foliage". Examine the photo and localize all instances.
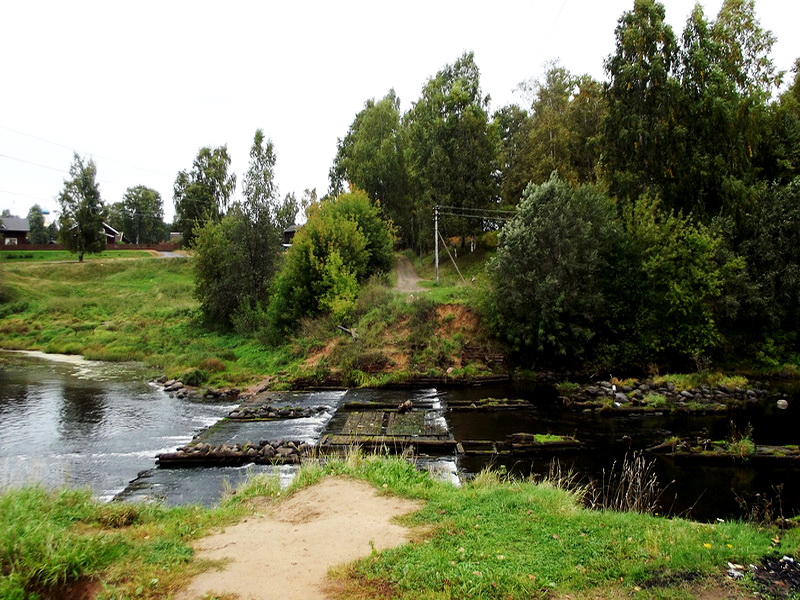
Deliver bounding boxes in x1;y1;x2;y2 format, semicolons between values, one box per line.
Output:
498;64;605;204
602;0;681;205
193;131;292;329
404;52;499;250
173;146;236;246
735;178;800;356
57;154;106;262
329;91;410;244
26;205;48;244
267;189;394;334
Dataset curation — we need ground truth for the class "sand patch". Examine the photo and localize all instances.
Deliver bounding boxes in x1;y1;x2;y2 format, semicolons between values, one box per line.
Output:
177;477;421;600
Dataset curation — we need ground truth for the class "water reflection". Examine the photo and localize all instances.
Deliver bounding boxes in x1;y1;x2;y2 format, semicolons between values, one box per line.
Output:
0;351;233;500
60;383;108;438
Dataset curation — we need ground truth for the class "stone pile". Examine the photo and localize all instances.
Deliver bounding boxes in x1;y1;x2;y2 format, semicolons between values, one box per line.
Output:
565;379;788;412
157;439;313;467
227;404;328;420
152;375;240;401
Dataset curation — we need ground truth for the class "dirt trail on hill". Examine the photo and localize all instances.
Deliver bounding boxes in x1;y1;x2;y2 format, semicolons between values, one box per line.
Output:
394;255;424;293
176;477;420;600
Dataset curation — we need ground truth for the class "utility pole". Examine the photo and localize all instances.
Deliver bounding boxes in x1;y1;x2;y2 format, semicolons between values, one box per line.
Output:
434;205;439;283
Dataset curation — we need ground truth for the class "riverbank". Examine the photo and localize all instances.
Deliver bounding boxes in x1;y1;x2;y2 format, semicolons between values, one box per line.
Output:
0;254;512;390
2;454;799;600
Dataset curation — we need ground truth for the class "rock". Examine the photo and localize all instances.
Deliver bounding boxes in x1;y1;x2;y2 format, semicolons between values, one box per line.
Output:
777;399;789;410
615;392;628;403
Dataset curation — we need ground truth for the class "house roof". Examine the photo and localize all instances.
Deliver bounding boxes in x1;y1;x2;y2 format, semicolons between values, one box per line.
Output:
0;217;30;232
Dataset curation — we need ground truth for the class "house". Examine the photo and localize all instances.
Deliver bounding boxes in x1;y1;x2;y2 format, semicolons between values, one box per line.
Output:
102;223;130;245
282;224;301;248
0;217;30;245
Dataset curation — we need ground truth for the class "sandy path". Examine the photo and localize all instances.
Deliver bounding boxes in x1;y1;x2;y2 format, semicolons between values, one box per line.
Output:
394;255;424;293
177;478;421;600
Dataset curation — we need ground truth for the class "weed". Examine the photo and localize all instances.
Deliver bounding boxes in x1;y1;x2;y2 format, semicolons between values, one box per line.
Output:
725;422;756;459
589;452;667;514
643;393;669;408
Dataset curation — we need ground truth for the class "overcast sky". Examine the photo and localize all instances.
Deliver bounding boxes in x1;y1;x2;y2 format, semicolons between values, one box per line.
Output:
1;0;797;223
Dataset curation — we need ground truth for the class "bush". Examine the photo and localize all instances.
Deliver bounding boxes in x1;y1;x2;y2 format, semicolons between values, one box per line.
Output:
623;195;744;367
487;176;619;366
266;190;395;336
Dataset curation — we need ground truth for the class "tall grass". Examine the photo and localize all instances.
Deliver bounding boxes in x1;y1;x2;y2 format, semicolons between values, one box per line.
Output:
588;452;669;514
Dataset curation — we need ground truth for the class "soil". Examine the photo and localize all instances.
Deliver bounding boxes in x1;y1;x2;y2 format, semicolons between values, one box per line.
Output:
394;255;424;293
175;477;421;600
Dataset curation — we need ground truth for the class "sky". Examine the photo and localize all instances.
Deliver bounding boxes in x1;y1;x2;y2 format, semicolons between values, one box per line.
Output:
1;1;797;224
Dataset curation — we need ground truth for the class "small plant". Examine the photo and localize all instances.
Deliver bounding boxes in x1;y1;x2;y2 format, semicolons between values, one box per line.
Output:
555;381;581;395
589;452;667;514
642;393;668;409
726;422;756;459
198;358;227;373
179;368;208;387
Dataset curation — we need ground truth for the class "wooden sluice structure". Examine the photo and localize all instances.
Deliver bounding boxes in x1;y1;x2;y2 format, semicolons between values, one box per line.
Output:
157;400;581;468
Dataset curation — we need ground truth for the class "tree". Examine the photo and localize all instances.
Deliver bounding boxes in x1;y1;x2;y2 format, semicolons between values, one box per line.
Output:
495;66;605;207
623;196;742;366
602;0;683;206
193;131;294;328
27;204;48;244
173;146;236;245
404;52;499;250
675;0;778;217
735;178;800;357
329;90;410;245
494;104;534;206
121;185;165;244
487;176;618;366
267;189;394;334
57;153;106;262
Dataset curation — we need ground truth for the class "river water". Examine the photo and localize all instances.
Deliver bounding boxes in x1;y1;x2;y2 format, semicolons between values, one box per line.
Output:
1;350;799;521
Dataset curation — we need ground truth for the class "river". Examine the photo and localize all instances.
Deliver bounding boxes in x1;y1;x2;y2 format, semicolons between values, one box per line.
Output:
1;350;799;520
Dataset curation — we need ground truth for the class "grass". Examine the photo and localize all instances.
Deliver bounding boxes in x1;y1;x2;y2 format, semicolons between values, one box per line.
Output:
0;250;154;261
0;256;295;386
653;372;750;391
1;454;796;599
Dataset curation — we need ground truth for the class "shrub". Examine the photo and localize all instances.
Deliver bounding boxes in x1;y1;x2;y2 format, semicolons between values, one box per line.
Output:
266;190;395;336
179;368;207;387
487;176;619;366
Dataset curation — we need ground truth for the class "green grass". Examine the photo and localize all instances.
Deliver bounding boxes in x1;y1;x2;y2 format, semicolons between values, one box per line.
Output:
0;250;154;261
653;372;749;391
1;455;794;600
0;256;294;386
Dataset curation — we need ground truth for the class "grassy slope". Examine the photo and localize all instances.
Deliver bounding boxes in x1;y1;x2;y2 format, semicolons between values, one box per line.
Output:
0;257;292;386
1;456;795;600
0;253;504;387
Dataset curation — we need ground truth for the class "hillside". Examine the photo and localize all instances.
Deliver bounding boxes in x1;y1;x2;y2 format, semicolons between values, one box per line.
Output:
0;252;505;388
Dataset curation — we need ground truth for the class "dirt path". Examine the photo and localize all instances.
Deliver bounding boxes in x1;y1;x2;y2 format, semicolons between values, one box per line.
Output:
176;477;421;600
394;255;424;293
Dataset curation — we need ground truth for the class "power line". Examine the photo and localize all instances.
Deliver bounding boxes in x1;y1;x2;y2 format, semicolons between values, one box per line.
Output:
0;152;68;175
0;189;53;203
0;151;121;189
0;124;171;178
